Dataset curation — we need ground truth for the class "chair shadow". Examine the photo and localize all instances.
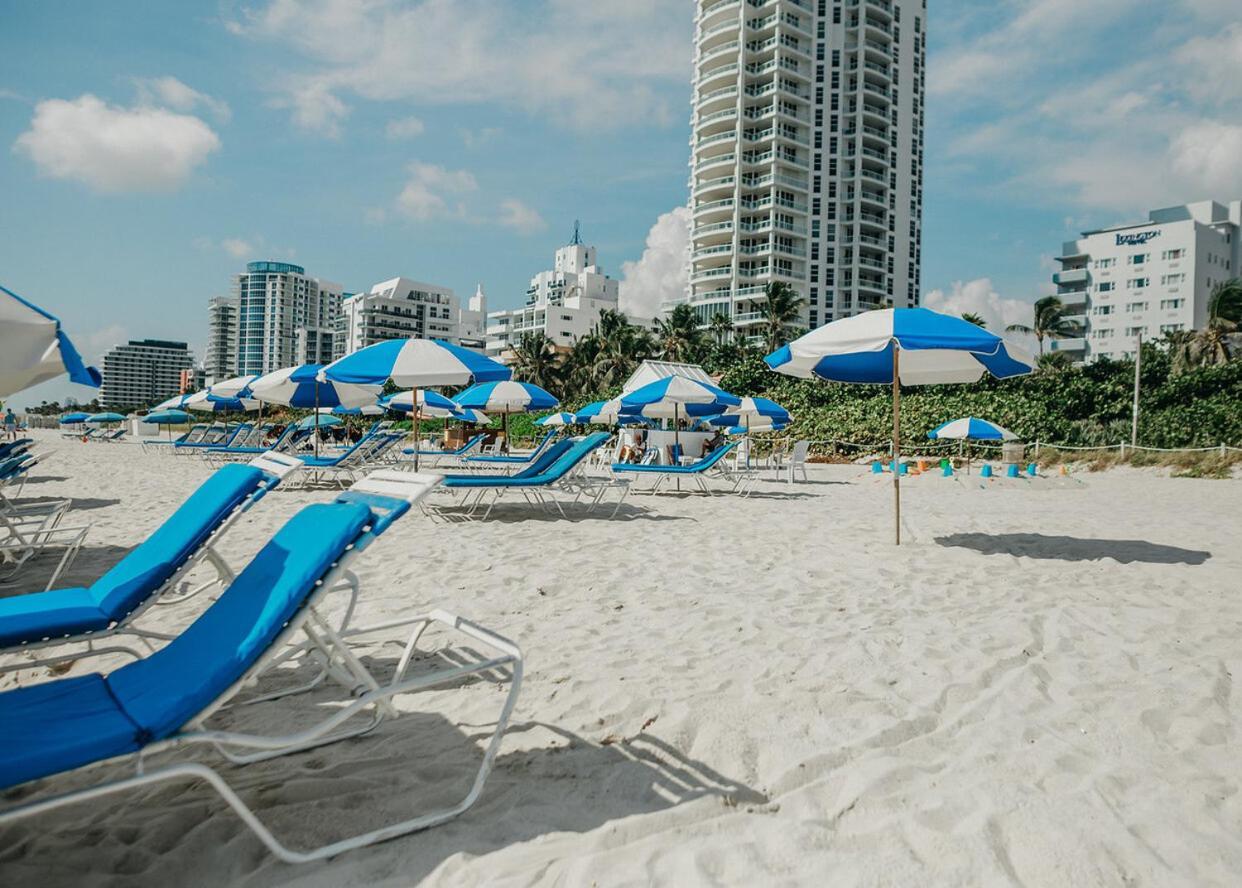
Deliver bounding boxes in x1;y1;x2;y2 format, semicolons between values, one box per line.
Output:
17;475;70;484
935;532;1211;565
432;503;683;524
0;544;134;595
0;649;765;886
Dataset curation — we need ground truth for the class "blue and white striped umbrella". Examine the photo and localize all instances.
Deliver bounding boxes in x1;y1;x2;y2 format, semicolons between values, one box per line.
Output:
766;308;1035;545
184;390;259;413
535;412;577;427
208;374;261;399
724;396;791;426
928;417;1018;441
153;392;193;411
574;399;643;425
703;414;789;434
250;364;380;410
0;283;101;398
619;376;741;420
765;308;1035;385
455;380;559;415
454;408;492;425
322;338;510;388
381;389;463;418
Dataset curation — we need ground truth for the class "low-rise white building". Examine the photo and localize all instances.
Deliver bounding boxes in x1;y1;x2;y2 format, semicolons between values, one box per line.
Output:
334;277;487;359
485;233;653;362
1053;199;1240;361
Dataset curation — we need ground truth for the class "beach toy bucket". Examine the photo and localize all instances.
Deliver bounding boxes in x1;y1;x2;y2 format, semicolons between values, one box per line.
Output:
1027;463;1038;477
940;457;950;470
897;461;908;475
942;463;953;477
1059;465;1068;476
1006;463;1019;478
980;464;993;478
871;460;883;474
918;459;928;473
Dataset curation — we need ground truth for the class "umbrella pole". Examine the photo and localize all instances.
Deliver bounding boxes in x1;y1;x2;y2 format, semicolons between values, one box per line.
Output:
674;403;681;491
314;387;320;460
893;347;901;546
413;388;420;472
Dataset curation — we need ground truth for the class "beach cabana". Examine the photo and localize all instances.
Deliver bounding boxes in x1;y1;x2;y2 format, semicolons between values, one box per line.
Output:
0;284;101;399
323;338;509;470
766;308;1035;544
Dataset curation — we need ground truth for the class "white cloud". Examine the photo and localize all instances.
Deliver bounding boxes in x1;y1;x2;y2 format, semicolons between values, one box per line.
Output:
221;237;254;258
13;94;220;192
1169;121;1242;197
496;198;546;234
385;115;425;140
921;278;1036;349
619;206;690;320
229;0;690;135
134;76;231;121
275;81;349;137
461;126;501;149
395;161;477;220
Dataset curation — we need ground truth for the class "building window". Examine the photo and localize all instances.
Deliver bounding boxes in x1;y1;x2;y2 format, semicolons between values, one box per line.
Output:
1160;298;1184;310
1129;253;1147;265
1125;302;1147;313
1159;323;1184;333
1161;248;1184;260
1160;273;1185;285
1097;282;1114;292
1094;258;1115;269
1093;305;1113;316
1127;278;1148;289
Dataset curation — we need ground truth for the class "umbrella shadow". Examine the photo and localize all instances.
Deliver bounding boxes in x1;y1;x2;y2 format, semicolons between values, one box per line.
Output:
15;475;70;484
433;503;682;524
5;496;120;511
935;532;1211;565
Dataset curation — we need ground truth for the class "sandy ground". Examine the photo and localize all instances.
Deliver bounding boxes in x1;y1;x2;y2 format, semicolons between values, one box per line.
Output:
0;430;1239;887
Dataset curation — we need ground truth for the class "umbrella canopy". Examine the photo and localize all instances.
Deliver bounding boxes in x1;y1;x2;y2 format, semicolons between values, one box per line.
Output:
535;412;577;427
59;412;90;424
0;283;102;398
208;374;261;399
927;417;1018;442
184;390;259;413
381;389;463;419
153;393;193;411
704;414;789;433
765;308;1034;385
724;422;785;435
724;396;791;426
619;376;741;419
455;380;559;415
250;364;379;410
453;408;492;425
574;399;643;425
322;338;510;388
766;308;1035;544
85;412;126;423
317;404;385;416
144;409;191;424
296;414;343;430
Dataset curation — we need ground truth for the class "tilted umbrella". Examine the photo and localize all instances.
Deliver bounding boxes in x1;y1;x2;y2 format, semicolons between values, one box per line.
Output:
454;380;558;453
766;308;1035;544
322;339;509;470
251;364;380;458
0;283;101;399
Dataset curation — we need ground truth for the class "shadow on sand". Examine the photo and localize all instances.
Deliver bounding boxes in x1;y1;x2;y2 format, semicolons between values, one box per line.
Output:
935;532;1211;565
0;544;134;595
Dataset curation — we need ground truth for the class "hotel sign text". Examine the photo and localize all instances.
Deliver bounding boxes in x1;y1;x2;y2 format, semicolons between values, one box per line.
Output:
1116;230;1160;246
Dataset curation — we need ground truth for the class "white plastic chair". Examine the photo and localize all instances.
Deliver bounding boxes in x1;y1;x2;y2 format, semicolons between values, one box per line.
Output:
785;440;810;484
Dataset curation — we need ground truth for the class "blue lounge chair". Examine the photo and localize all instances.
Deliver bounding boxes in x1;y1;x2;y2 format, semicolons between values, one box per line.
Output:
200;423;303;464
403;433;487;465
462;429;557;470
612;441;742;495
1;453;88;591
0;452;301;672
0;471;521;864
0;438;34;460
141;424;209;454
435;433;621;519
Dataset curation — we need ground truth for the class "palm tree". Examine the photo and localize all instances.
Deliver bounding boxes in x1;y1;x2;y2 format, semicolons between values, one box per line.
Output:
655;303;705;363
509;331;559;392
759;281;806;352
1005;296;1082;354
709;312;733;345
961;312;987;328
561;311;656;398
1171;278;1242;372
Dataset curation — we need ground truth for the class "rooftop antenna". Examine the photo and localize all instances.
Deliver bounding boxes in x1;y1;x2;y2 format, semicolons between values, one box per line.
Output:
570;219;582;246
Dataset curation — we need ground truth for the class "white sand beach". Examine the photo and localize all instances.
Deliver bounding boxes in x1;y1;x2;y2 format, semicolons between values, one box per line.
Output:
1;431;1239;887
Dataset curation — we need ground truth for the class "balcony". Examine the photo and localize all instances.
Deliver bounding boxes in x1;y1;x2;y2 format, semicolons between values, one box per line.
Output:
1052;268;1089;286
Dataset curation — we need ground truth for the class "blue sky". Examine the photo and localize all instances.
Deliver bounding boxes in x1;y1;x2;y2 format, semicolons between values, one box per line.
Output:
4;0;1242;407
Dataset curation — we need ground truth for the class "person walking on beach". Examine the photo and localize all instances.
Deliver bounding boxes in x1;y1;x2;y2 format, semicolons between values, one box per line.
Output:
3;407;17;442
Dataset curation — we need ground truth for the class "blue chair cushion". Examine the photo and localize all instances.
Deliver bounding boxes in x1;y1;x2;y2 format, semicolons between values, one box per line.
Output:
106;502;372;740
0;587;109;648
441;434;606;489
90;463;267;619
0;674;144;789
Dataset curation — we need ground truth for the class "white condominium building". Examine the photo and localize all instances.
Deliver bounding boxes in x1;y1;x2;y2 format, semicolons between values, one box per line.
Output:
232;261;343;376
204;295;238;384
485;231;654;362
335;277;487;359
99;339;193;409
681;0;926;335
1052;199;1241;362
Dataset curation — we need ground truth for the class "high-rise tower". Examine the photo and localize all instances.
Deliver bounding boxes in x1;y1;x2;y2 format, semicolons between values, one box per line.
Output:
681;0;926;334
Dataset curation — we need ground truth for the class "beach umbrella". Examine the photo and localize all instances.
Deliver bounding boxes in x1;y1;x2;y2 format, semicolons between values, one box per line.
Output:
59;412;90;424
535;412;577;427
184;390;259;413
927;417;1018;442
251;364;381;458
453;408;492;425
704;414;789;433
621;376;740;479
296;413;343;430
153;393;193;411
766;308;1035;544
322;338;510;470
574;399;635;425
317;404;385;416
208;374;260;399
144;408;192;440
455;381;558;452
0;283;101;398
381;389;464;419
725;396;791;426
85;412;125;425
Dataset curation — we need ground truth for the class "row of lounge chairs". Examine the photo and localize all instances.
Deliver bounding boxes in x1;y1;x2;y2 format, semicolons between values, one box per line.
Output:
61;427;126;443
2;443;89;591
0;454;522;863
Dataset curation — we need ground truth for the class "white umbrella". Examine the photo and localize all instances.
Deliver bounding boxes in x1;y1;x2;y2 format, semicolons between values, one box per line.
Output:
0;284;101;398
